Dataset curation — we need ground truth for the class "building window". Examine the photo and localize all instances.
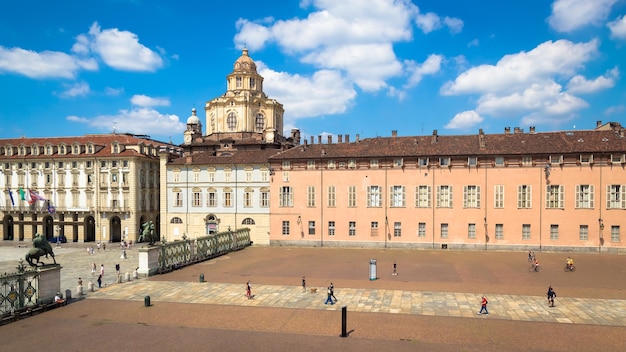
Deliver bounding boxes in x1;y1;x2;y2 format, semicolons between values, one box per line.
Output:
307;186;316;207
579;225;588;240
550;225;559;240
463;185;480;208
250;78;256;88
192;190;202;207
236;76;242;88
367;186;382;207
244;190;253;207
260;189;269;208
575;184;594;208
282;161;291;169
306;160;316;169
282;171;289;182
207;190;216;207
348;186;357;207
439;157;450;166
282;221;290;236
227;112;237;130
440;223;449;239
467;223;476;239
261;170;268;182
370;221;378;236
394;222;401;237
174;191;182;207
390;186;405;207
308;221;315;235
436;185;453;208
418;222;426;237
171;217;183;224
495;157;504;166
611;226;620;242
327;160;336;169
580;154;593;164
225;169;232;182
546;185;564;209
349;221;356;236
611;154;625;163
522;156;532;166
208;170;215;182
370;159;379;168
494;185;504;208
517;185;532;208
549;155;563;165
415;185;431;208
393;158;404;168
242;218;255;225
223;188;232;207
348;159;356;169
328;221;335;236
468;157;477;167
606;185;626;209
495;224;504;239
418;157;429;167
173;170;180;183
280;186;293;207
255;113;264;132
193;169;200;182
327;186;336;207
522;224;531;240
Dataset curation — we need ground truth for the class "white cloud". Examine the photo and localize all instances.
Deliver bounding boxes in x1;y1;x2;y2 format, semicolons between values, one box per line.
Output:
258;62;356;122
234;0;456;98
467;39;479;47
0;46;92;79
608;15;626;39
566;68;618;94
604;105;625;115
104;87;124;96
67;107;184;137
130;94;171;107
548;0;618;32
445;110;483;130
404;54;442;88
58;82;90;98
85;22;164;72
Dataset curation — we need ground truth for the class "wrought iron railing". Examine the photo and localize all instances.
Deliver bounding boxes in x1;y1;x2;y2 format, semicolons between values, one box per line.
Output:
0;260;39;315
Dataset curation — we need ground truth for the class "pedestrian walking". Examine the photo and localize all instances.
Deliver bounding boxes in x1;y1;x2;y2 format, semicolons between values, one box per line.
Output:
97;274;102;288
324;286;334;305
330;282;337;303
91;262;96;276
478;296;489;315
97;242;101;251
100;264;104;277
393;261;398;275
246;280;252;299
78;277;83;287
103;242;106;252
115;263;120;275
528;250;532;263
547;286;557;307
302;276;306;292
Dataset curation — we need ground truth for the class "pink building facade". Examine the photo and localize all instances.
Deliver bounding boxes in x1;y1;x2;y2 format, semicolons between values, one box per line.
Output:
269;125;626;253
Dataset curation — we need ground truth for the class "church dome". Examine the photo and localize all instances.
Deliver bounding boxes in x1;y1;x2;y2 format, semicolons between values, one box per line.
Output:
233;48;257;73
186;108;200;124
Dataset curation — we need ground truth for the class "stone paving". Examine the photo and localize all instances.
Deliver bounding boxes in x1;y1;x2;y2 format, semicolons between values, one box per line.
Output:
2;243;626;328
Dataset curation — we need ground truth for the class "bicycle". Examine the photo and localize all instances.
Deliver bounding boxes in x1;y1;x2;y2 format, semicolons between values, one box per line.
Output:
529;264;541;272
564;264;576;272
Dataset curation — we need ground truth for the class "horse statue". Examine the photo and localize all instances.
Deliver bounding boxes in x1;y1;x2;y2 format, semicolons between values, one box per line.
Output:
25;233;56;267
139;221;155;245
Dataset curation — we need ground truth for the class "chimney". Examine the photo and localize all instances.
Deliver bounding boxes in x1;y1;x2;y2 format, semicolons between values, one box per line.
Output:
391;130;398;137
514;127;522;134
290;128;301;145
345;134;350;143
321;148;326;156
338;134;343;143
310;136;314;144
529;126;536;134
356;134;359;142
597;120;602;128
318;135;322;144
186;155;193;163
479;129;485;148
327;135;332;144
504;127;510;134
432;130;438;144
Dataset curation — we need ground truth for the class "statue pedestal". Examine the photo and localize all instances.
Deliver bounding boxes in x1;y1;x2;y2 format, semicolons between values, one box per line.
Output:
137;246;160;277
37;265;61;304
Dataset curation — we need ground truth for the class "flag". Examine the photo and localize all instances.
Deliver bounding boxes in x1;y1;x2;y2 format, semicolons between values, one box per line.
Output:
8;189;15;206
47;201;56;214
29;190;47;202
18;188;26;200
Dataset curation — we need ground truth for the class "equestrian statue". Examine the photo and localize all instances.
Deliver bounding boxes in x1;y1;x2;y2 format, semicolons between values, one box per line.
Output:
25;233;57;267
139;221;156;245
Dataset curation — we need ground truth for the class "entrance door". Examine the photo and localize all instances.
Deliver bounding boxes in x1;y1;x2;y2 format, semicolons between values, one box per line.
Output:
2;215;14;240
84;216;96;242
43;216;54;241
110;216;122;242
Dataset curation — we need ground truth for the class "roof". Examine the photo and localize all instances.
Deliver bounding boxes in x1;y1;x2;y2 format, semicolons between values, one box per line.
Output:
269;128;626;161
169;148;284;166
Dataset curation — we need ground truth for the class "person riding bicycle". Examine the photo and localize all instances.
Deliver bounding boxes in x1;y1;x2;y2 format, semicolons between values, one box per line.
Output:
566;256;574;270
532;258;539;271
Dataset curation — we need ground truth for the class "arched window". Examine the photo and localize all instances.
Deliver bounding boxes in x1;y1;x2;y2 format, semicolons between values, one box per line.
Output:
227;112;237;130
255;113;264;132
170;217;183;224
242;218;255;225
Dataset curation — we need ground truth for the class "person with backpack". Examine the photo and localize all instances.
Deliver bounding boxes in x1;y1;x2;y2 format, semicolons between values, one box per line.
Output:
547;286;557;307
478;296;489;315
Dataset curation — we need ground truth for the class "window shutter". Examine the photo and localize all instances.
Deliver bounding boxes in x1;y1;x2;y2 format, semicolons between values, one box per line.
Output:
575;185;581;208
449;185;453;208
436;185;441;207
427;186;431;208
621;185;626;209
606;185;611;209
476;186;481;208
463;185;468;208
589;185;594;208
401;186;406;207
559;185;564;208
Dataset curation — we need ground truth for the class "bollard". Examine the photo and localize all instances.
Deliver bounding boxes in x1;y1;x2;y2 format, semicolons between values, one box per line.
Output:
117;274;122;283
341;306;347;338
133;270;138;279
199;273;205;282
125;272;131;282
144;295;151;307
88;281;94;292
65;289;72;301
77;285;84;296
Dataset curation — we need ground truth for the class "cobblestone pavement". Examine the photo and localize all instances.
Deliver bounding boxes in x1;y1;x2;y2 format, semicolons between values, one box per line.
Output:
2;244;626;351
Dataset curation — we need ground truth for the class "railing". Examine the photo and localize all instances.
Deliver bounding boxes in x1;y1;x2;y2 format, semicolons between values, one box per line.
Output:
0;260;39;315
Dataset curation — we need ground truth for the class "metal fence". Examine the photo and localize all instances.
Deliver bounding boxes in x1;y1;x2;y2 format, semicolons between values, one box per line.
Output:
0;260;39;315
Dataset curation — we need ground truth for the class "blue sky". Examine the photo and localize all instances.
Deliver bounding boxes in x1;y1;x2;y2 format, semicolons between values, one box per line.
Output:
1;0;625;144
